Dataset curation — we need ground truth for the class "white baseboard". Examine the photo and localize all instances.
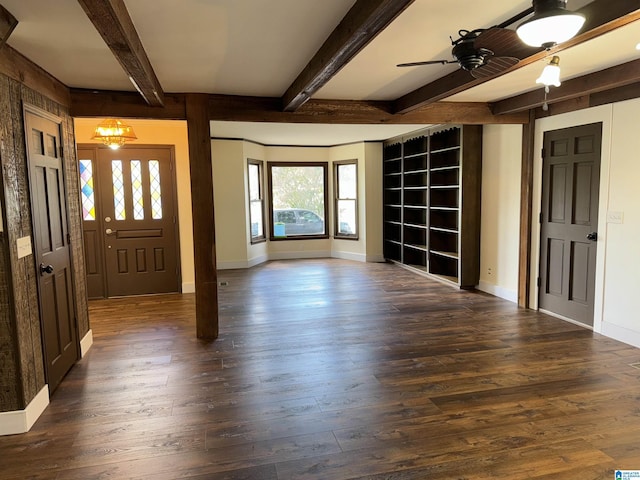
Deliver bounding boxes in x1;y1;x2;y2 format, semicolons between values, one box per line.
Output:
248;254;269;268
216;260;251;270
331;251;367;262
80;329;93;357
477;281;517;303
0;385;49;435
182;282;195;293
269;250;331;261
600;321;640;349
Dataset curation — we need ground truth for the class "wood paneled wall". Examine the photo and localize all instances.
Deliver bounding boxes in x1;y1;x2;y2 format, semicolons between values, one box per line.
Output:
0;71;89;411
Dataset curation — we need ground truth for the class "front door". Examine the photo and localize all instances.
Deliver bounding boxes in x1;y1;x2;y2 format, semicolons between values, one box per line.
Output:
539;123;602;326
25;106;78;392
77;145;180;297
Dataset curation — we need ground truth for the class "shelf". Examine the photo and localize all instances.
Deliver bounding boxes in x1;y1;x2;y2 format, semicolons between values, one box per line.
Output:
430;250;459;259
430;145;461;155
430;226;458;234
430;206;459;211
383;125;481;289
430;273;459;285
430;165;460;172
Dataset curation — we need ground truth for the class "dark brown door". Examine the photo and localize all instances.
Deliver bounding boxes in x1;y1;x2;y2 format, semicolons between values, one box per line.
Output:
88;145;180;297
25;106;78;392
539;123;602;326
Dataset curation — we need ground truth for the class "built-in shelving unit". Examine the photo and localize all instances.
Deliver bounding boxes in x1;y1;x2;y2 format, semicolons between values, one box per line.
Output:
382;125;482;288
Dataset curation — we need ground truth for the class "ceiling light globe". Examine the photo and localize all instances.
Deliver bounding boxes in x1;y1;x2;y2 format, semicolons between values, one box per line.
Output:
517;13;585;47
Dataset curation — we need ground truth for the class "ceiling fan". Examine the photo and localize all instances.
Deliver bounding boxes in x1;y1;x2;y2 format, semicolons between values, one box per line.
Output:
397;27;524;79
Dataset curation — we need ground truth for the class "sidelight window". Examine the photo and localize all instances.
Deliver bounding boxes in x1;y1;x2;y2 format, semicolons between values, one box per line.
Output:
79;159;96;221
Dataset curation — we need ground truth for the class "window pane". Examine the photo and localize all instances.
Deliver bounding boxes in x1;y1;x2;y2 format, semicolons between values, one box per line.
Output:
250;200;263;237
249;164;260;201
111;160;126;220
271;165;326;237
131;160;144;220
149;160;163;220
338;164;357;199
337;199;356;235
79;159;96;221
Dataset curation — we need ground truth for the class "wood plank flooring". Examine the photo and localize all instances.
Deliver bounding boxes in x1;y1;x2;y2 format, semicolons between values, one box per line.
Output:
2;259;640;479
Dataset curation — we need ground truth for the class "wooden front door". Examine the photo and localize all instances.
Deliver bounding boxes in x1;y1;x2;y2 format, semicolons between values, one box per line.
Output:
78;145;180;298
539;123;602;326
25;106;78;392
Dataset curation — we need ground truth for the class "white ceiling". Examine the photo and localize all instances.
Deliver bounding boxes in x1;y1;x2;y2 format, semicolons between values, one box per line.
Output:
4;0;639;145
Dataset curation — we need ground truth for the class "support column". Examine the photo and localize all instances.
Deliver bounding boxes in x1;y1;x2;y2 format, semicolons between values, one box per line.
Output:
186;94;218;339
518;109;536;308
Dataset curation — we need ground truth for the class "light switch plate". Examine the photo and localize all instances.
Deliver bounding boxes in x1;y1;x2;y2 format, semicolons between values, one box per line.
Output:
606;211;624;224
17;236;32;259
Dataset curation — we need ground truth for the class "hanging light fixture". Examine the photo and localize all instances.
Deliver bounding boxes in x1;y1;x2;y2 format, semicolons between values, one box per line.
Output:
92;118;137;150
536;55;561;87
536;56;562;111
516;0;585;49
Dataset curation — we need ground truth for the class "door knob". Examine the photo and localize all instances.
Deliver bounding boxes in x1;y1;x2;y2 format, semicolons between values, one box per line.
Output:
105;228;117;235
39;263;54;275
587;232;598;241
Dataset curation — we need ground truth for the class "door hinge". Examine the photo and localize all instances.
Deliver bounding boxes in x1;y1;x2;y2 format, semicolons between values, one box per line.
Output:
537;277;541;287
67;232;71;244
59;146;63;158
541;148;545;158
539;212;543;223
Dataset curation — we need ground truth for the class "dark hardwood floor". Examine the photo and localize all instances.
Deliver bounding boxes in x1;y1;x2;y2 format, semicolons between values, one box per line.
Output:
2;259;640;479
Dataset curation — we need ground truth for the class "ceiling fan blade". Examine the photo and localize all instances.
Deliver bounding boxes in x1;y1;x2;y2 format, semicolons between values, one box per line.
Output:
397;59;456;67
470;56;519;79
474;26;539;58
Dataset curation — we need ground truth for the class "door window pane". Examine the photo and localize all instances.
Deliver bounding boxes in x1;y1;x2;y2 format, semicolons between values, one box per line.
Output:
79;159;96;221
149;160;163;219
131;160;144;220
111;160;126;220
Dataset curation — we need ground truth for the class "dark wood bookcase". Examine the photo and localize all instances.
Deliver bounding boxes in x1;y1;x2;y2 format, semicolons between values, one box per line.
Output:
382;125;482;288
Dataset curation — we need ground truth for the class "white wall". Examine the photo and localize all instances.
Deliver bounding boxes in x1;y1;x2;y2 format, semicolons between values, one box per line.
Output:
478;125;523;303
531;99;640;348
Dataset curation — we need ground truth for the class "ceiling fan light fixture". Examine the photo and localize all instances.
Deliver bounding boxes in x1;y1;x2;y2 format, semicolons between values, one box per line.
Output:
536;55;561;87
516;0;585;48
92;118;137;150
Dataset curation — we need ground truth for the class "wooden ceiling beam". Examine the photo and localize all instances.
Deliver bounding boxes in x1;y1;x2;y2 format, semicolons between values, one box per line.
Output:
69;89;529;124
492;57;640;115
0;3;18;50
77;0;164;107
281;0;414;112
394;0;640;114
